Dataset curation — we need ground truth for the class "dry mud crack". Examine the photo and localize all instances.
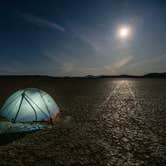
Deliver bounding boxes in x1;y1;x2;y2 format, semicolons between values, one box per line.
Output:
0;79;166;165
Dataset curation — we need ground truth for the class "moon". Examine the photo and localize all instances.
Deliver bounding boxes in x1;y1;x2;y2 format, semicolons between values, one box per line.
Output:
117;25;131;40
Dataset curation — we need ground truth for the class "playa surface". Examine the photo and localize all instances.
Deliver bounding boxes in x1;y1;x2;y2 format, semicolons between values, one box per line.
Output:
0;77;166;165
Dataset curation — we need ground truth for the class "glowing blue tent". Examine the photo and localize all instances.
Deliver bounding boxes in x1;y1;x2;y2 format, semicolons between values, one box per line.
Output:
0;88;59;124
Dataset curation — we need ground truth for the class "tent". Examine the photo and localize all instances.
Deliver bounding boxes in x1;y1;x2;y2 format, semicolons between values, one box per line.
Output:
0;88;59;124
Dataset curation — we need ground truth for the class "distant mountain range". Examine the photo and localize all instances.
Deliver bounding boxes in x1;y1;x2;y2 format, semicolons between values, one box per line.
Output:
143;72;166;78
0;72;166;78
83;72;166;78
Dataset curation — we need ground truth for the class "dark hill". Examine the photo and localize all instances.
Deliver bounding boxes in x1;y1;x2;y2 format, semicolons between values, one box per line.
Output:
143;72;166;78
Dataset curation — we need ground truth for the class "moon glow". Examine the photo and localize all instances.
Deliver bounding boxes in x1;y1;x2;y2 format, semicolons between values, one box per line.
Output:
117;25;131;40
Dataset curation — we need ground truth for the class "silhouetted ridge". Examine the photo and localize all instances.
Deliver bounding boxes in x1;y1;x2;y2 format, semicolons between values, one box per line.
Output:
143;72;166;78
0;72;165;78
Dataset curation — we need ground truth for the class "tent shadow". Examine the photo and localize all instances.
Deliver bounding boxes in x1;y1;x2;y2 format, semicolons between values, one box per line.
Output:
0;130;37;145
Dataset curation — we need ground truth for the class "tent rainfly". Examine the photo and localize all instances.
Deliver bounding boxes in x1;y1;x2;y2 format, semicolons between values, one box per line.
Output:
0;88;59;124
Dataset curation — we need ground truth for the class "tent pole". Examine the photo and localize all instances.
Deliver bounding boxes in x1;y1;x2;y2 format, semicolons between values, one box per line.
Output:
13;92;24;123
24;94;50;119
39;92;52;122
24;96;38;121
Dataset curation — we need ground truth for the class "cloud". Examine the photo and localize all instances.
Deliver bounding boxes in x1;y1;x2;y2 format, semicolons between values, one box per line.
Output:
104;55;134;70
18;12;66;32
72;32;100;52
129;53;166;68
102;55;134;75
66;22;101;53
43;51;75;74
125;53;166;74
113;55;134;69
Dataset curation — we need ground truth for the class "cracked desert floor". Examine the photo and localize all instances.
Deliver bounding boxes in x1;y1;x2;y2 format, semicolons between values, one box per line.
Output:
0;77;166;165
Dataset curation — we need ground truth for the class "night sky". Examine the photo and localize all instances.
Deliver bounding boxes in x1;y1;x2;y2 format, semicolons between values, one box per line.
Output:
0;0;166;76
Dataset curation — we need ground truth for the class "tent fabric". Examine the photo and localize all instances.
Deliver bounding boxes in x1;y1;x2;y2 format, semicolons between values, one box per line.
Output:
0;88;59;123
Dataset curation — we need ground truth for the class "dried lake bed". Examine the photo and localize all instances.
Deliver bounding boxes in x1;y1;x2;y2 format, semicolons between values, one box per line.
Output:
0;77;165;165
